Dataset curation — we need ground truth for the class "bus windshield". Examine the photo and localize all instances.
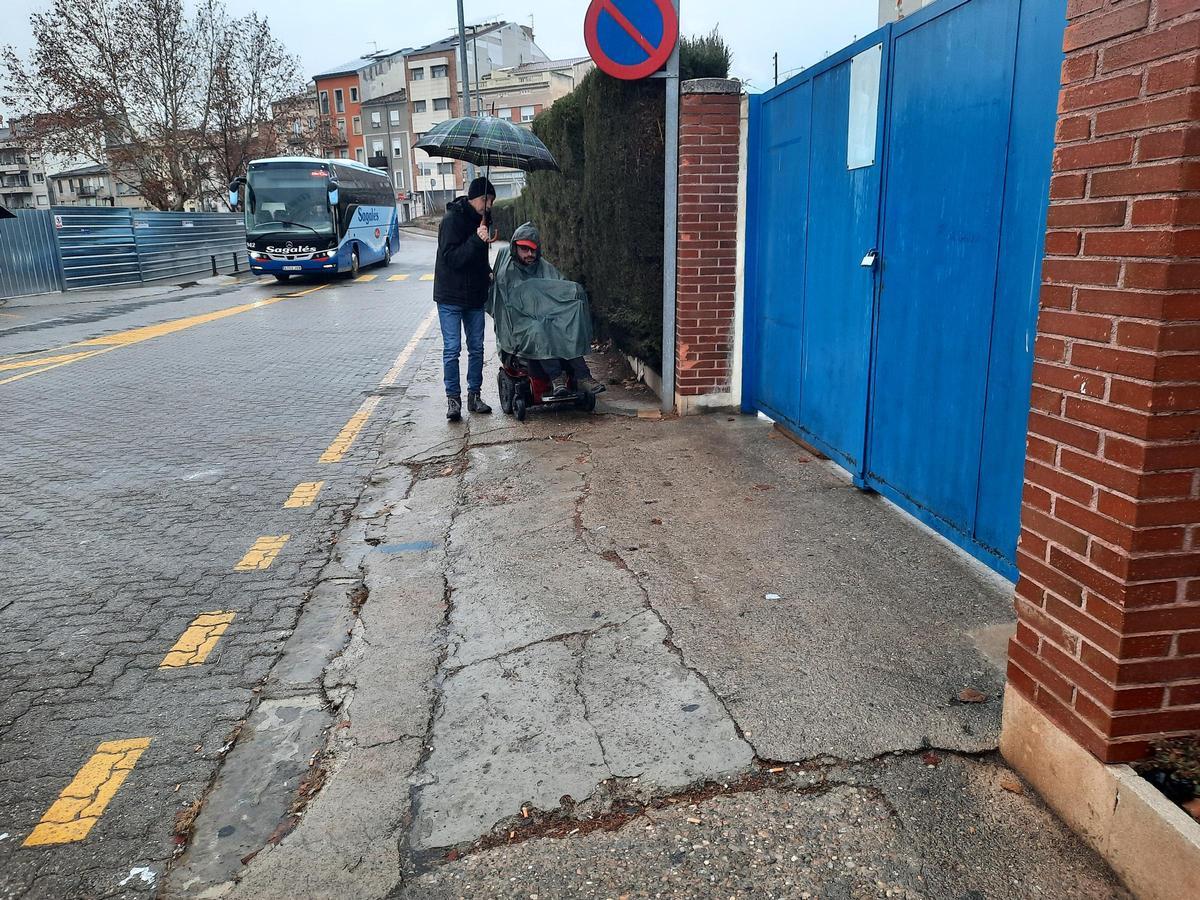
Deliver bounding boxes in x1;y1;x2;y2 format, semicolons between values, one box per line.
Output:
245;164;334;237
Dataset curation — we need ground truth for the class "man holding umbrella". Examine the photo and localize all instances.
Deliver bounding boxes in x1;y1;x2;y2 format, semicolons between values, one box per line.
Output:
416;113;560;420
434;176;496;421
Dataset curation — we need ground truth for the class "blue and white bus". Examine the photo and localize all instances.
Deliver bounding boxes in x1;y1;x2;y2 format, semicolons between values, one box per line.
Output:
229;157;400;282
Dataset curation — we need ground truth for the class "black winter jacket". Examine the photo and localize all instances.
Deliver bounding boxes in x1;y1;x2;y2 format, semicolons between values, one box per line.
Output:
433;197;490;308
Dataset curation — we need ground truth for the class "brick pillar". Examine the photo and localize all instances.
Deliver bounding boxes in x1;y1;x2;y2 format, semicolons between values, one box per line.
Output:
675;78;742;414
1007;0;1200;763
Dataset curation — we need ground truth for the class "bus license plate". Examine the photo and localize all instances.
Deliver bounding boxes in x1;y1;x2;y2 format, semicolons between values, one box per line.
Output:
283;265;302;271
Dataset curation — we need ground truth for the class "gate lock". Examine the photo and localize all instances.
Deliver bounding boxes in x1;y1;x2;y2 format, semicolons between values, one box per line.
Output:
860;249;879;269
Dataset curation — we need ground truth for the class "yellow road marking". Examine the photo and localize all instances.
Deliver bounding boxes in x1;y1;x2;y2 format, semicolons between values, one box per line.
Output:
285;284;330;297
0;347;119;386
317;309;437;464
319;397;380;463
355;273;378;282
419;273;434;281
380;308;438;387
24;738;151;846
160;612;235;667
234;535;290;571
0;350;101;372
1;286;328;386
284;480;324;508
387;273;410;281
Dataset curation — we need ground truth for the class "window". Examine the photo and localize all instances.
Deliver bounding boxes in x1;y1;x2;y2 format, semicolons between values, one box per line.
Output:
33;172;44;183
352;115;362;135
350;86;359;102
394;170;405;189
410;67;425;80
335;89;345;112
430;64;449;79
337;119;346;140
433;97;451;111
36;194;48;206
389;109;401;126
371;111;381;128
372;139;384;157
437;162;454;175
413;100;427;113
355;147;364;162
392;137;404;158
292;119;303;135
319;90;330;115
520;105;536;122
497;107;511;121
340;149;349;158
419;163;434;177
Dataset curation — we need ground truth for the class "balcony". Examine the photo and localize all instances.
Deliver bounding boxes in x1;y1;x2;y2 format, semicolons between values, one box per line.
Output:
78;185;99;198
368;154;389;170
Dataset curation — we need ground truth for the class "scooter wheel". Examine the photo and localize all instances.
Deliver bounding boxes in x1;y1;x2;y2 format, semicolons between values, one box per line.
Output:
514;397;527;422
498;371;513;414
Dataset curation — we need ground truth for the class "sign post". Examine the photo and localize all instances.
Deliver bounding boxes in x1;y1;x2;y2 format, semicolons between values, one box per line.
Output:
585;0;681;414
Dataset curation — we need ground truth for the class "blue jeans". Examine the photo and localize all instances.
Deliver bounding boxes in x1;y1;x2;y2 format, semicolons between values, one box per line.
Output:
438;304;485;397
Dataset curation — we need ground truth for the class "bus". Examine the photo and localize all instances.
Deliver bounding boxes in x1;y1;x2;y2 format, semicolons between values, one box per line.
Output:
229;157;399;282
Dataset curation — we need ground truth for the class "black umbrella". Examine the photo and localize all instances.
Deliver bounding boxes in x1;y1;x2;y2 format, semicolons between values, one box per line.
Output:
414;114;560;173
414;114;559;230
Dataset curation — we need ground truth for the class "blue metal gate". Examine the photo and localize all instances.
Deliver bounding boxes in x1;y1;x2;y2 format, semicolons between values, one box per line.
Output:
0;210;63;299
743;0;1065;578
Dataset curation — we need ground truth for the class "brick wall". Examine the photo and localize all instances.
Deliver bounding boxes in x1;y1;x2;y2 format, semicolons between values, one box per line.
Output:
1010;0;1200;762
676;80;741;408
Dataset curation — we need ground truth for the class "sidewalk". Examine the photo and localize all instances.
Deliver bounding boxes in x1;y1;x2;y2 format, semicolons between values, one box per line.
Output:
167;339;1128;899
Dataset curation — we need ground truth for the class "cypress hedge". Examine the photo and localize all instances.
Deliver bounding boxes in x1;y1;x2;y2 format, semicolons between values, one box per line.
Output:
491;34;731;369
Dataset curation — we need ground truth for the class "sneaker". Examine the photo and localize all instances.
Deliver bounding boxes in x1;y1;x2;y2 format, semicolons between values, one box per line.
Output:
446;396;462;421
551;374;570;397
577;376;606;395
467;391;492;414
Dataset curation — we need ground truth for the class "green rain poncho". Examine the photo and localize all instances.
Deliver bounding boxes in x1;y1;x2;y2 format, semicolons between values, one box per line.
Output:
487;222;593;361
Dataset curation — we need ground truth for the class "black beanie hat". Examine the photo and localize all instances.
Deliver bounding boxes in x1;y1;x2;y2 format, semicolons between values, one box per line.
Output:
467;177;496;200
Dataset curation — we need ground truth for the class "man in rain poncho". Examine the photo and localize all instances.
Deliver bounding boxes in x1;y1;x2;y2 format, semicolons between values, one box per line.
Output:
488;222;605;396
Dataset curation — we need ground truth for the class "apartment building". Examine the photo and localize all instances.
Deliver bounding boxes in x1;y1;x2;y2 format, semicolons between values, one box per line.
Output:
405;22;547;215
0;118;51;210
50;163;147;209
474;57;594;199
312;49;411;164
360;89;414;222
878;0;936;23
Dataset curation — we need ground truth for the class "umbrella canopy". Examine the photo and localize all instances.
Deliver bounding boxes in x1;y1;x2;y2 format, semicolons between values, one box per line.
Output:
413;115;560;173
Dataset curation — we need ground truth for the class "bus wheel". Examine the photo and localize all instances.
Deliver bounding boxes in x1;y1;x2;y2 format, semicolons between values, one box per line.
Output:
382;241;392;266
273;273;291;282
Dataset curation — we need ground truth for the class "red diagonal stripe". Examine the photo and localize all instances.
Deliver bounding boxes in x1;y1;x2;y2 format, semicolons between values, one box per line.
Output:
598;0;657;56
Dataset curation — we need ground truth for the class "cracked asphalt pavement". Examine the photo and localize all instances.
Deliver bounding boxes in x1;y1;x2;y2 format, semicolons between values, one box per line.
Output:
2;230;1127;899
173;333;1127;898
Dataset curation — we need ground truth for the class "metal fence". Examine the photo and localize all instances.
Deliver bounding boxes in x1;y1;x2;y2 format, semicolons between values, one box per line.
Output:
0;210;64;298
133;211;245;284
0;207;246;300
54;207;141;292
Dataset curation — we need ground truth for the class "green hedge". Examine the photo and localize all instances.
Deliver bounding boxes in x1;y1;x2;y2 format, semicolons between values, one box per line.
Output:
491;33;732;369
491;68;665;367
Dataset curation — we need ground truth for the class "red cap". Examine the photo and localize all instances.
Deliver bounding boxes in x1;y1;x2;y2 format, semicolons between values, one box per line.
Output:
514;239;539;249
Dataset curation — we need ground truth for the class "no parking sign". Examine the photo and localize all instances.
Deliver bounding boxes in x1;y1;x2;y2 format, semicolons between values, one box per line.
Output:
585;0;680;81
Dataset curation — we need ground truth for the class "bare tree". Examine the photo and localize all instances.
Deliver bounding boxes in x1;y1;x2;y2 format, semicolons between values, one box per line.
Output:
3;0;303;210
198;4;303;208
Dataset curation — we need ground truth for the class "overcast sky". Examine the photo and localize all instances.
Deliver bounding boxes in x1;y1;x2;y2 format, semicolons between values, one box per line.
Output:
4;0;879;111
